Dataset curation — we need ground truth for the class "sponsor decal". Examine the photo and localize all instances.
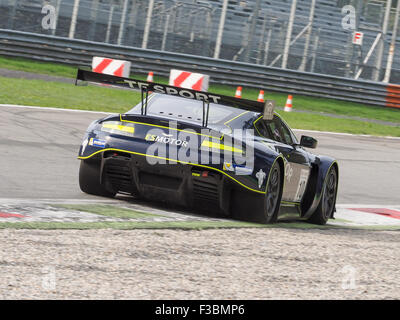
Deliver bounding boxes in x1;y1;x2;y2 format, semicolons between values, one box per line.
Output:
81;137;89;155
285;161;293;182
123;79;221;104
223;162;234;172
234;165;253;176
145;133;189;148
256;169;267;189
89;138;107;148
224;162;252;175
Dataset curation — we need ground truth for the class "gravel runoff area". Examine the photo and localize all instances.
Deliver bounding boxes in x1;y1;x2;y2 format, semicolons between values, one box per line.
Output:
0;228;399;299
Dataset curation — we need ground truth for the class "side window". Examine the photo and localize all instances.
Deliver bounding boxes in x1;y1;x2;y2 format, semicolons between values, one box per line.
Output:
254;116;294;145
272;116;294;145
254;119;272;139
266;119;284;143
254;116;296;145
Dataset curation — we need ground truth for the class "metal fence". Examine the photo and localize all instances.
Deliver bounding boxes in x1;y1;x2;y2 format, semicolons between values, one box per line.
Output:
0;0;399;83
1;29;399;108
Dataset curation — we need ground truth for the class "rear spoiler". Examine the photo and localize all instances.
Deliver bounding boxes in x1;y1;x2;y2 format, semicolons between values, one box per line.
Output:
75;69;276;122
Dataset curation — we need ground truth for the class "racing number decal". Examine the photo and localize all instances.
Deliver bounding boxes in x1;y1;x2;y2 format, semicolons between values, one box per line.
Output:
294;169;309;202
284;161;293;182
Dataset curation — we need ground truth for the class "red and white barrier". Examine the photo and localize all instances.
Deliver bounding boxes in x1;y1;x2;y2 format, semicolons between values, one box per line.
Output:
169;69;210;91
92;57;131;78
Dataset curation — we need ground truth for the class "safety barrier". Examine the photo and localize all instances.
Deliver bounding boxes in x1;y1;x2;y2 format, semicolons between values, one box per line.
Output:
0;29;399;108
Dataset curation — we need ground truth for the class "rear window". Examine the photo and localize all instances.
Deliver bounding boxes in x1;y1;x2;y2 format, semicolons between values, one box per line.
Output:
127;94;240;125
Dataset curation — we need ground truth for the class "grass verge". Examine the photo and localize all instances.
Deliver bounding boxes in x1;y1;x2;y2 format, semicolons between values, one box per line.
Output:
1;75;399;136
1;203;398;231
1;55;400;124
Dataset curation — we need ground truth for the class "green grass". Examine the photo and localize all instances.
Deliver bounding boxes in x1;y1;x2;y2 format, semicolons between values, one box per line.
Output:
1;55;400;136
0;55;78;78
1;75;399;136
282;111;400;136
0;76;137;113
53;204;163;219
211;84;400;124
2;202;398;231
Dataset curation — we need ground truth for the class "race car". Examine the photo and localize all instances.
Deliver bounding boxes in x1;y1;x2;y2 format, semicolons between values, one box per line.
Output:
76;69;338;225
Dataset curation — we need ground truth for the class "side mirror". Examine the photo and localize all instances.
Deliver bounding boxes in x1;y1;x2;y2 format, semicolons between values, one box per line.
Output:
300;135;318;149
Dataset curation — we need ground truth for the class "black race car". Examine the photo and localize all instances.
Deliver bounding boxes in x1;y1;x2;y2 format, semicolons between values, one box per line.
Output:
76;70;338;225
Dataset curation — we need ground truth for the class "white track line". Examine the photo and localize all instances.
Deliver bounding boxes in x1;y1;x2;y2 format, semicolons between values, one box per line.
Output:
336;204;400;208
0;104;112;115
293;128;400;140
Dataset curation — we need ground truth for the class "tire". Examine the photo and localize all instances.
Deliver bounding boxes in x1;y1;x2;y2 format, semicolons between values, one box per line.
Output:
308;166;338;225
260;161;282;224
79;160;115;198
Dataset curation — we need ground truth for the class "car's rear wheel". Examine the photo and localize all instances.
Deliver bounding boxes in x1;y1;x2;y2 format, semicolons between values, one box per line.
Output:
308;166;337;225
79;160;115;198
260;162;282;224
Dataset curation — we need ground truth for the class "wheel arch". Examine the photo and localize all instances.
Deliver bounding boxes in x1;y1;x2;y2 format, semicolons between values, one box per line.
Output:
301;156;338;219
276;156;285;194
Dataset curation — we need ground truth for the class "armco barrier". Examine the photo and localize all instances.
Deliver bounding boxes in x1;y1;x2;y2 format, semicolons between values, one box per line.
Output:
0;29;399;109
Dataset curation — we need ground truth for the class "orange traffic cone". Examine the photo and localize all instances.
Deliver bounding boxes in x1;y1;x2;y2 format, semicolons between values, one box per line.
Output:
147;71;154;82
284;95;293;112
235;86;242;98
257;90;265;102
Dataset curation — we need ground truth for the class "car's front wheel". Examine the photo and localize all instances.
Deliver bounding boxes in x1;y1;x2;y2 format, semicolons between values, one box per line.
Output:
79;160;115;198
308;165;338;225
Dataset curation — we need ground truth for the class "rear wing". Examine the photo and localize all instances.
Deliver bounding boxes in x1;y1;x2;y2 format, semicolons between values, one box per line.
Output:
75;69;276;123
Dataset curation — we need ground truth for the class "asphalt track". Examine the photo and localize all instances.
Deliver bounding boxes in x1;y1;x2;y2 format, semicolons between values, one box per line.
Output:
0;104;399;205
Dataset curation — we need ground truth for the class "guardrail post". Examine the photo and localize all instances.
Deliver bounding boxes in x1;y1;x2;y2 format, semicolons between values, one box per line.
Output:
310;28;320;73
117;0;129;46
299;0;316;72
373;0;392;81
88;0;100;41
213;0;228;59
105;5;114;43
69;0;80;39
383;0;400;83
245;0;261;63
51;0;61;36
142;0;155;49
282;0;297;69
161;14;171;51
7;0;18;30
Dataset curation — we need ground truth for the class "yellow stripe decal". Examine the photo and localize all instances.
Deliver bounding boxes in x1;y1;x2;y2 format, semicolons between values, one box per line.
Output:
200;140;243;154
102;123;135;134
78;148;265;194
